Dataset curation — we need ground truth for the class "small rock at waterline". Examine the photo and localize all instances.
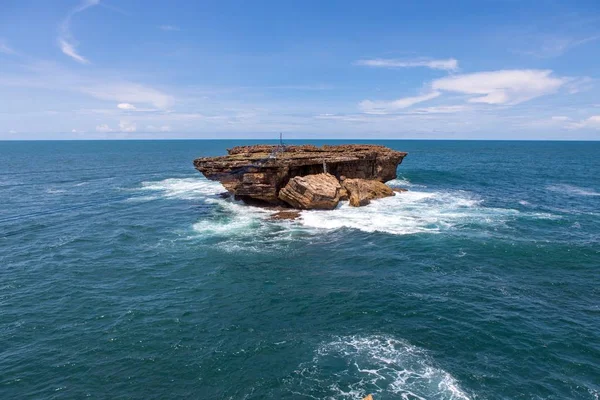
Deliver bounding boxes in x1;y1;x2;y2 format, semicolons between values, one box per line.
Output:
270;210;301;221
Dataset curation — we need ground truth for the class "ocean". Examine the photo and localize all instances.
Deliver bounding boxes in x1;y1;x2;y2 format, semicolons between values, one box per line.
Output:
1;140;598;399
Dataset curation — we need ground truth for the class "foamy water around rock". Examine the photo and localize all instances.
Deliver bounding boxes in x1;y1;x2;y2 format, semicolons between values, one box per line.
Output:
139;176;555;242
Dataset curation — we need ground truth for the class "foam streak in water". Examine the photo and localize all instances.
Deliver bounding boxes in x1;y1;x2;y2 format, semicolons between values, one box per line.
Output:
547;184;600;197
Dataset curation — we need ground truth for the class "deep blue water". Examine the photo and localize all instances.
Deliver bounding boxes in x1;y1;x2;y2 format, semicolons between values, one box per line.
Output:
1;140;599;399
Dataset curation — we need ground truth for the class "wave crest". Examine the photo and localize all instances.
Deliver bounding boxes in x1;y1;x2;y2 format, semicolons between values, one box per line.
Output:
139;177;225;200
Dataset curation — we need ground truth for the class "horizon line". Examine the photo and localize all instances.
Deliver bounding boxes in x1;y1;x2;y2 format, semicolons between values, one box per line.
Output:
1;138;599;142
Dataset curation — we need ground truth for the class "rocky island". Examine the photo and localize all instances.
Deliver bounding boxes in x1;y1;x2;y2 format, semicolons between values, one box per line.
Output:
194;144;407;211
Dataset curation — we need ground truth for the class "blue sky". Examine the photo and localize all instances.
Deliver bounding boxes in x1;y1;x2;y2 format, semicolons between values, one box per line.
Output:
1;0;600;140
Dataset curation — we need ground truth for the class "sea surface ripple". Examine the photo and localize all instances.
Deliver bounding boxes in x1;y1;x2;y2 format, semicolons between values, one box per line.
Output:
1;140;599;399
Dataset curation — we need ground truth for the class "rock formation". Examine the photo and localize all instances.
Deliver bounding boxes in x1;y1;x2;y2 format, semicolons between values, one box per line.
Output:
194;144;407;209
278;173;343;210
342;178;395;207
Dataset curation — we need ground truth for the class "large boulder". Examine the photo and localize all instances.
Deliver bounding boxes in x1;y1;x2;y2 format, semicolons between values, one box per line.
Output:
278;173;342;210
342;178;394;207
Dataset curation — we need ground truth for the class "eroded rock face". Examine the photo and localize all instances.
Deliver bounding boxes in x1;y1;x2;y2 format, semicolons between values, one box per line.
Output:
342;178;395;207
194;144;407;205
278;173;342;210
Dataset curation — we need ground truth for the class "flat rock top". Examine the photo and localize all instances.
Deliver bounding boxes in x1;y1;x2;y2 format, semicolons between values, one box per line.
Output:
195;144;407;166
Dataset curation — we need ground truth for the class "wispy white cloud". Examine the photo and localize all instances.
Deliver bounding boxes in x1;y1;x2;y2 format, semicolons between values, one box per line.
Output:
565;76;594;94
355;58;459;72
0;61;175;110
431;69;567;105
146;125;172;132
58;39;90;64
117;103;136;110
408;105;469;114
159;25;181;32
119;120;136;132
314;114;370;123
266;84;332;91
359;92;441;114
0;39;15;55
518;35;600;58
58;0;101;64
569;115;600;129
82;83;174;109
95;124;113;132
117;102;164;113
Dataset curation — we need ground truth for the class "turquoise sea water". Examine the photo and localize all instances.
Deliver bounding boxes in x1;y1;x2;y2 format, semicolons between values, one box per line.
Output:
1;140;599;399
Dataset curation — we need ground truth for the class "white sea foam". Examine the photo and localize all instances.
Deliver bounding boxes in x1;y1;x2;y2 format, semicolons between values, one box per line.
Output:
138;177;555;241
287;335;471;400
547;184;600;197
192;199;272;236
298;190;515;235
387;177;426;188
124;195;160;203
139;177;225;200
191;198;302;253
45;188;66;194
138;177;290;251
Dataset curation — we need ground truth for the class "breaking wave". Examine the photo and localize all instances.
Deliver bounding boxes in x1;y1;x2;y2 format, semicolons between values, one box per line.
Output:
286;335;471;400
139;177;224;200
190;198;310;253
546;184;600;197
299;190;516;235
387;177;427;188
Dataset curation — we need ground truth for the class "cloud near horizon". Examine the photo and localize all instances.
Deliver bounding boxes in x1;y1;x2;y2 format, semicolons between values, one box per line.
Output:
82;83;174;109
359;92;441;114
431;69;568;105
359;69;572;114
569;115;600;130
